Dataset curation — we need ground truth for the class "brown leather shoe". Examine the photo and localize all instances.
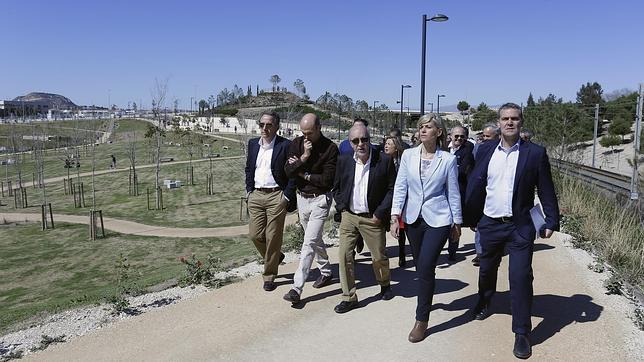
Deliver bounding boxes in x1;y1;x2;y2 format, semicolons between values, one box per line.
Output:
408;320;428;343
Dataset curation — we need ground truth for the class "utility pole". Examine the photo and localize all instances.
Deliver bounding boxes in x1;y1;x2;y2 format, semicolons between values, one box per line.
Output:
630;83;643;201
592;103;599;168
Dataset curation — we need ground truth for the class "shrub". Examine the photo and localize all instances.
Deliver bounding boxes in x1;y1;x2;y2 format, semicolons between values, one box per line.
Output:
282;223;304;252
178;254;236;288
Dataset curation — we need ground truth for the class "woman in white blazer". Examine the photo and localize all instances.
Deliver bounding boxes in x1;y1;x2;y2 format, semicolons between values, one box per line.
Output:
390;113;462;343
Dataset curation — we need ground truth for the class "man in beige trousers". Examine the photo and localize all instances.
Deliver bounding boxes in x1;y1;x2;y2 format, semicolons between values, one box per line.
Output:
244;111;296;292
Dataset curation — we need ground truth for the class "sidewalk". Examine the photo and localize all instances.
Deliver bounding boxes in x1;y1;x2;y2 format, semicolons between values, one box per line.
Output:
25;230;644;361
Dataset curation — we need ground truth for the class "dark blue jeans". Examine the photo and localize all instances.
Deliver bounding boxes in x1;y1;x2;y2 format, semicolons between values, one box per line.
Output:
477;215;535;335
405;218;451;322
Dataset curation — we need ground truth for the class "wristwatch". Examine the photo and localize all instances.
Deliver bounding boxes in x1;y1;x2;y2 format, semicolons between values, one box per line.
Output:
304;172;311;181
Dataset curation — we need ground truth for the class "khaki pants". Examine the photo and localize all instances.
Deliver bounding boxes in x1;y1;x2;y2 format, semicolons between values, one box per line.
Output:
248;190;287;282
338;211;390;302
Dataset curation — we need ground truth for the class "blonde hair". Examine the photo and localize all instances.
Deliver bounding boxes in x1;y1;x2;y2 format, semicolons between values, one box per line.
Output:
417;113;448;150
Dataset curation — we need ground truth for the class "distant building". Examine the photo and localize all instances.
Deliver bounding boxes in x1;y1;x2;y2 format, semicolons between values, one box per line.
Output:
0;100;51;118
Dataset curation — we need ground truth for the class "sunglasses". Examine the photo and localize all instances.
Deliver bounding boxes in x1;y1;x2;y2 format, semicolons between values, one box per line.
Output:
350;137;370;145
258;122;274;129
453;135;466;139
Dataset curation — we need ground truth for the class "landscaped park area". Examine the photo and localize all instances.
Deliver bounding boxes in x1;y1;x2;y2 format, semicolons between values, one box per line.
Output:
0;119;261;333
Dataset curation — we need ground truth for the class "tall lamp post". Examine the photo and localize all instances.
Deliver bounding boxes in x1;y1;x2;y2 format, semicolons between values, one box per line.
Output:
400;84;412;130
420;13;449;115
373;100;379;132
437;94;445;114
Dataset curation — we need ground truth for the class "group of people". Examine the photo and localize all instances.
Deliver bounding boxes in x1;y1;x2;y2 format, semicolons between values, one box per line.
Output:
244;103;559;359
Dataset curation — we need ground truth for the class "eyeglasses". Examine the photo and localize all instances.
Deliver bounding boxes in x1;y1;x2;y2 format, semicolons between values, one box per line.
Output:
500;116;520;122
453;135;466;139
350;137;370;145
258;122;274;129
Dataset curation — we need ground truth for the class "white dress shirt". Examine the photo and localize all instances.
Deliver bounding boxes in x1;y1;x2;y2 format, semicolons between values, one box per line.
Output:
484;140;520;218
254;136;278;188
350;152;371;214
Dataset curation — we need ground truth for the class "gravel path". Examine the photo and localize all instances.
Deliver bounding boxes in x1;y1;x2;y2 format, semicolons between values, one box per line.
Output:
2;230;642;361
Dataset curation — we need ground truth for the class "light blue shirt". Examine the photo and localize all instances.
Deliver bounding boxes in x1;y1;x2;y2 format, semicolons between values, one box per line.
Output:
484;140;520;218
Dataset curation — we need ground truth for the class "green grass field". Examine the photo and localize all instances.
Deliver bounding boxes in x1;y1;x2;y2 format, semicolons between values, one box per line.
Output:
0;221;258;334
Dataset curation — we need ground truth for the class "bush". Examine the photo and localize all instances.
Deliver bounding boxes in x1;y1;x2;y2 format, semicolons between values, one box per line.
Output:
273;105;331;120
282;223;304;252
210;108;238;117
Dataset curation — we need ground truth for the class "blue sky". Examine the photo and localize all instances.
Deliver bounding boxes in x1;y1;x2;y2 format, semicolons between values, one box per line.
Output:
1;0;642;111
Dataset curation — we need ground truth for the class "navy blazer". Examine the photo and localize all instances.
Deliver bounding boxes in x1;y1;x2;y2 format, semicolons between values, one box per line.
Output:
245;135;296;211
333;151;396;223
464;139;560;241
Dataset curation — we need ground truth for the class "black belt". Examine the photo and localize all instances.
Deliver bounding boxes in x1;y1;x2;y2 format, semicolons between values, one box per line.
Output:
487;215;514;223
255;187;281;193
297;190;321;199
346;210;373;218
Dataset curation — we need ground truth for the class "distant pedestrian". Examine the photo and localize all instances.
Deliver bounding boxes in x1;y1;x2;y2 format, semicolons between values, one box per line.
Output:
383;135;407;267
110;154;116;169
520;128;533;143
283;113;338;304
447;125;474;262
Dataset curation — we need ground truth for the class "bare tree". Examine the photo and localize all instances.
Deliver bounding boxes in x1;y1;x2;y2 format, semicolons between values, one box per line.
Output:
125;130;139;195
151;77;169;210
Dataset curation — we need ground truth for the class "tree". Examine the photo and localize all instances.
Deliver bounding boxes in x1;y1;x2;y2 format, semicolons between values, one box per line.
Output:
198;99;208;115
132;102;138;111
471;103;497;131
270;74;281;92
527;93;535;107
457;101;470;114
600;134;621;150
293;79;306;97
150;77;168;210
608;116;631;141
576;82;603;107
207;95;216;110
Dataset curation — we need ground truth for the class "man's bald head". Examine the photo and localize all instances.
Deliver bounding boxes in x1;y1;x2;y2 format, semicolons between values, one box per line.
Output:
300;113;322;142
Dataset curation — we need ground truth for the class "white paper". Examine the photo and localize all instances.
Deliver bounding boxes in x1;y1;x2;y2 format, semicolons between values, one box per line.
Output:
530;204;546;238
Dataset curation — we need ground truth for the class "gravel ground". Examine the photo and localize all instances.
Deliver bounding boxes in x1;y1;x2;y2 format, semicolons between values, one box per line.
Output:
0;233;339;360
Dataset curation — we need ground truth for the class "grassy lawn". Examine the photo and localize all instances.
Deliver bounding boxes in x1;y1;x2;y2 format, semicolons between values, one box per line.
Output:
1;155;248;228
0;221;258;334
0;119;246;182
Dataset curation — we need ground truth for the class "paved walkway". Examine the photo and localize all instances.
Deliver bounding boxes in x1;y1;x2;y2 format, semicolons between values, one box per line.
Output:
24;230;644;361
0;211;298;238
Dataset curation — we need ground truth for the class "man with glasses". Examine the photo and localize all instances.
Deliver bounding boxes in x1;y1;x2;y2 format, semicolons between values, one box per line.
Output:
465;103;560;359
245;111;296;292
332;123;396;313
447;125;474;261
283;113;339;304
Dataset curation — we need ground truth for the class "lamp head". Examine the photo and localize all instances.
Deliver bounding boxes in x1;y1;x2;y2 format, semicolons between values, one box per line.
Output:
430;14;449;22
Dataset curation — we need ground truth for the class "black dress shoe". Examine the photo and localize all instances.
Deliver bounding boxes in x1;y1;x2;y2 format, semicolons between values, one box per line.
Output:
283;289;300;303
263;281;277;291
334;300;359;314
473;305;490;320
448;253;456;261
312;274;333;288
513;334;532;359
472;256;480;266
380;285;394;300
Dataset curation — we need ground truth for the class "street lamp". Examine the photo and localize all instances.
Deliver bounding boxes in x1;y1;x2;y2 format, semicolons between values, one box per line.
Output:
420;13;449;115
437;94;445;114
373;100;379;132
400;85;412;130
428;102;434;113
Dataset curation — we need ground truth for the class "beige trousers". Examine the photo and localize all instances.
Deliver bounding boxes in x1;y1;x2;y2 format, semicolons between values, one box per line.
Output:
247;190;287;282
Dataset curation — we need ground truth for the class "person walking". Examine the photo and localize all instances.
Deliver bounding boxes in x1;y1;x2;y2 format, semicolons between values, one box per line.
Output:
383;135;407;267
244;111;296;291
465;103;560;359
447;125;474;261
282;113;338;304
390;113;462;343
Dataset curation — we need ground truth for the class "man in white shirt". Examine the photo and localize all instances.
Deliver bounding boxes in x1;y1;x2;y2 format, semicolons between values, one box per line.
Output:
244;111;295;292
331;124;397;313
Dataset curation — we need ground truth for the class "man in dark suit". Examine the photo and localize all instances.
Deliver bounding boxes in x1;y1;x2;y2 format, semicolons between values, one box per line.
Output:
447;125;475;261
332;123;396;313
244;111;296;292
465;103;560;359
